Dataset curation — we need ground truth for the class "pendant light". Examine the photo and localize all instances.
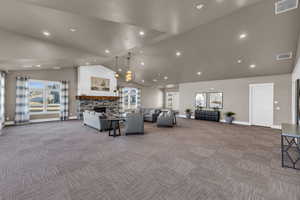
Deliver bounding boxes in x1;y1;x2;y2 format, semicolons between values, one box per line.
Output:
125;52;134;82
114;56;120;79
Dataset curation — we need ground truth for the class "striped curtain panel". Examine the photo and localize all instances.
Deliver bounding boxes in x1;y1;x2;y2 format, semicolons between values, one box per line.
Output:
15;76;30;124
60;80;69;120
137;88;141;108
0;72;5;129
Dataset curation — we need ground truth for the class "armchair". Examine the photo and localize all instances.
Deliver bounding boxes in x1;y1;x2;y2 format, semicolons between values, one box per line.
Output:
124;113;144;135
157;110;176;127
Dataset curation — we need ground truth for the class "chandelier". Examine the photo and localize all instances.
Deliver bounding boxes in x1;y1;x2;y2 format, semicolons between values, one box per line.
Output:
125;52;134;82
114;56;120;79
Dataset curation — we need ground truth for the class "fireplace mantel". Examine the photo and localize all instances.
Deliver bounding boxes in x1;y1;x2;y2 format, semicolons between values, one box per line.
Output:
76;95;120;101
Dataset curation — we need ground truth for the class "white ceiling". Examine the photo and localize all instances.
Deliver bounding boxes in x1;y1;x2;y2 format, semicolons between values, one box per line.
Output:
0;0;299;86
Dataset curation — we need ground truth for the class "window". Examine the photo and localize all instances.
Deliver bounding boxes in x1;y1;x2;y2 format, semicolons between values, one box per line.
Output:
122;87;138;111
29;80;61;114
165;92;179;110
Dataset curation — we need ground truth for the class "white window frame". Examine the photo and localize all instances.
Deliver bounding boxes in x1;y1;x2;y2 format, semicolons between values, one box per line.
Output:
122;87;138;111
29;79;61;115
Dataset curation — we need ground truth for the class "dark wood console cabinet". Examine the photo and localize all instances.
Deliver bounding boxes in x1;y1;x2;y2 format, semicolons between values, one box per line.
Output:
194;110;220;122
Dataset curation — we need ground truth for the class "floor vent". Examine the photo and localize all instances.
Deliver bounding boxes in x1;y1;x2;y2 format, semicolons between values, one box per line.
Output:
276;52;293;60
275;0;298;14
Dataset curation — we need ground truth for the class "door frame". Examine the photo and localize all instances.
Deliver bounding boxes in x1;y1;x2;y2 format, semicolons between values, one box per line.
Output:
249;83;274;127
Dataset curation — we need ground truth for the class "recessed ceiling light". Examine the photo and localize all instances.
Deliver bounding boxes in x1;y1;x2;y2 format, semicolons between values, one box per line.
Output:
195;3;205;10
250;64;256;68
141;62;145;66
166;84;175;88
42;31;51;37
176;51;182;57
86;62;90;65
164;76;168;80
142;80;145;83
118;68;122;72
197;71;202;75
139;31;145;36
35;64;41;67
69;28;77;32
105;49;110;54
237;59;243;63
53;66;61;70
153;79;157;82
23;65;32;68
239;33;247;39
210;88;215;90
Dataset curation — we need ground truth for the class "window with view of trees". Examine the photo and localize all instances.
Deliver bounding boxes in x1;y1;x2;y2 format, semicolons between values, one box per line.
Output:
29;80;61;114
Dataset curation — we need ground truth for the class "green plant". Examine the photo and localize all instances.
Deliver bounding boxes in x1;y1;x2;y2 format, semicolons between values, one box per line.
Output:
212;107;219;111
196;106;204;110
225;112;235;117
185;108;192;113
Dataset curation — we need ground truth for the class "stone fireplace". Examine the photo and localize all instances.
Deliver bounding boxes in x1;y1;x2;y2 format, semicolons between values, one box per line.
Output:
76;96;120;119
76;65;119;119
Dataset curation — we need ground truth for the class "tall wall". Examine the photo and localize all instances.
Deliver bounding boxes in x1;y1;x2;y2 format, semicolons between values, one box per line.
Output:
77;65;117;96
5;68;78;121
141;87;163;108
291;33;300;123
5;68;163;122
179;74;292;126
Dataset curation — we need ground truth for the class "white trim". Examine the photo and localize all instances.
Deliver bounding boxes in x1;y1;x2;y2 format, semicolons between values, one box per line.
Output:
177;114;195;119
30;118;60;123
69;116;78;120
220;119;250;126
5;121;14;125
29;79;61;115
249;83;274;127
271;125;282;130
275;0;299;15
30;111;60;115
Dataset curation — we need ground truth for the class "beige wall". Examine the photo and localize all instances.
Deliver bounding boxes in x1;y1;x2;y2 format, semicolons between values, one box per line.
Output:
5;68;78;121
291;33;300;123
141;87;163;108
5;70;164;122
179;74;292;126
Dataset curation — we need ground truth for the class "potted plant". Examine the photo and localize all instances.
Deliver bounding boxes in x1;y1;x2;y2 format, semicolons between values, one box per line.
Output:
185;109;192;119
196;106;204;111
224;112;235;124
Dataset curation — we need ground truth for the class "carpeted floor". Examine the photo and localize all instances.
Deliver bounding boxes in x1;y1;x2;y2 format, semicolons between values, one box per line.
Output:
0;119;299;200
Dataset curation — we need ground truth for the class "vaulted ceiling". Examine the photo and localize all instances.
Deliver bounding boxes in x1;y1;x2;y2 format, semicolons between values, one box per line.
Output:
0;0;299;86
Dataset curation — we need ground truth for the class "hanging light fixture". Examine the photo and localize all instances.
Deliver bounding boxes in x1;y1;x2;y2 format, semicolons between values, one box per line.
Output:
114;56;120;79
125;52;134;82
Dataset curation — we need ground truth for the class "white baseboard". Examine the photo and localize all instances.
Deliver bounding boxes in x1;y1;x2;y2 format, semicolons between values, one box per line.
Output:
271;125;282;130
69;116;78;120
30;118;60;123
5;121;14;126
220;119;250;126
177;115;195;119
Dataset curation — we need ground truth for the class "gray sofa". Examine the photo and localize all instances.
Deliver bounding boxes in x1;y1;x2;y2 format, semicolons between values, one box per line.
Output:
141;108;161;122
157;110;177;127
83;111;109;131
124;113;144;135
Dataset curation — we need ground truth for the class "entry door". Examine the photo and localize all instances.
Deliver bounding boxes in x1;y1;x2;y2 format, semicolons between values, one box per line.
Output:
250;83;274;127
172;92;179;111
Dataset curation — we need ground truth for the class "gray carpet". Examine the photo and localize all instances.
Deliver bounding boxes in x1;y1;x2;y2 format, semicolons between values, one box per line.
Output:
0;119;299;200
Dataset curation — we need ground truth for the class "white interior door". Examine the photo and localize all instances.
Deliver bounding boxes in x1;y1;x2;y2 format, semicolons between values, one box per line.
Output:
250;83;274;127
172;92;179;111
